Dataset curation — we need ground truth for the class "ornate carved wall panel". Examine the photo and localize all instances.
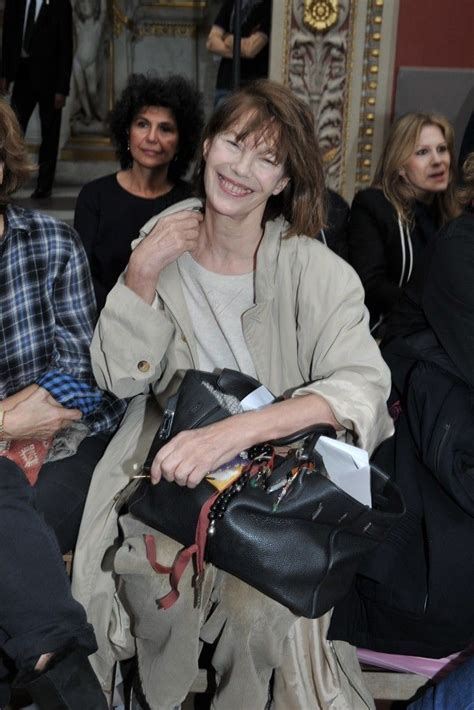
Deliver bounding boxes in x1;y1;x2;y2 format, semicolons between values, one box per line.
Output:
270;0;399;201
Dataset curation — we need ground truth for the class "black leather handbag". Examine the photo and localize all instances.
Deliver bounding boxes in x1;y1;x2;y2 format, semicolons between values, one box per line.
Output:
121;369;405;618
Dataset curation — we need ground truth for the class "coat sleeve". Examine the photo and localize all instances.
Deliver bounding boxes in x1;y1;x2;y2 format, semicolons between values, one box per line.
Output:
407;361;474;517
423;221;474;389
291;242;393;454
348;190;402;318
90;279;175;400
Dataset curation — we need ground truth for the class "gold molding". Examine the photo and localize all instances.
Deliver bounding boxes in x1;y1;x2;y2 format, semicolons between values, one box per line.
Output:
135;22;197;38
112;0;133;38
354;0;384;190
140;1;206;6
303;1;339;33
269;0;400;199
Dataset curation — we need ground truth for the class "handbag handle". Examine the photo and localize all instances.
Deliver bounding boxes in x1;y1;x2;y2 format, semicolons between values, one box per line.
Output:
270;423;337;447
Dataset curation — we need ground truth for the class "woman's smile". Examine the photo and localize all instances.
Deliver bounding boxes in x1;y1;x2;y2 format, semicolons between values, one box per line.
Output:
217;173;254;197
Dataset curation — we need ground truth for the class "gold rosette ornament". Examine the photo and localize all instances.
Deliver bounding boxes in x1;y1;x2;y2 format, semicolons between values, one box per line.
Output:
304;0;339;32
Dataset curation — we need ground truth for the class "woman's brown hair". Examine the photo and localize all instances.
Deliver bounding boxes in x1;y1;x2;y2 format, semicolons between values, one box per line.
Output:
194;80;326;237
0;98;35;202
373;112;461;226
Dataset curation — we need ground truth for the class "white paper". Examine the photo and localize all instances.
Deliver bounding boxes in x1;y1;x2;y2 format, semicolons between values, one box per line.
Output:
315;436;372;507
240;386;275;411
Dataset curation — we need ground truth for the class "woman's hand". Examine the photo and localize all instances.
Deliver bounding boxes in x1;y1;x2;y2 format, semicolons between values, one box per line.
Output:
125;210;203;304
150;393;341;489
151;416;252;489
3;387;81;439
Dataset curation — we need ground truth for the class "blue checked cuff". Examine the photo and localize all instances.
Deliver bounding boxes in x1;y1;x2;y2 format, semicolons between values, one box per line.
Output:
37;370;103;416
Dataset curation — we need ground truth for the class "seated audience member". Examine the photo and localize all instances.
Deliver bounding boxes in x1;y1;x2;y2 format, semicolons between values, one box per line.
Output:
74;73;204;312
206;0;271;106
72;80;393;709
0;98;124;709
329;153;474;661
319;188;350;259
348;112;461;336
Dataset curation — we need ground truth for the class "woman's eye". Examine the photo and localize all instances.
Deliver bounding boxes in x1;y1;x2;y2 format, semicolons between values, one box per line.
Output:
262;156;277;165
416;148;427;156
438;145;448;153
136;120;148;129
226;139;240;149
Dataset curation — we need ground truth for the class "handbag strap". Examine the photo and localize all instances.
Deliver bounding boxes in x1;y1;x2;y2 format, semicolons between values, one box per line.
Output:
144;490;220;610
142;453;271;610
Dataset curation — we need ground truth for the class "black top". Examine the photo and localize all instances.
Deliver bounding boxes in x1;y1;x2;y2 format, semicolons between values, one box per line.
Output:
348;187;439;332
319;189;350;260
74;174;192;312
385;210;474;353
214;0;271;90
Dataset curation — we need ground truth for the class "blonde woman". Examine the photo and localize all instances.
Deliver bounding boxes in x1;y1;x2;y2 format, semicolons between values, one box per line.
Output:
348;112;461;336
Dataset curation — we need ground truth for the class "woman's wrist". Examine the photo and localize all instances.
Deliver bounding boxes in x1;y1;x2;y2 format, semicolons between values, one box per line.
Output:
125;258;160;304
234;394;340;448
0;408;14;439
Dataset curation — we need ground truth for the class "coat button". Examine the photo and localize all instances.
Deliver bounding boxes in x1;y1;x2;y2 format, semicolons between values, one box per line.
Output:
137;360;150;373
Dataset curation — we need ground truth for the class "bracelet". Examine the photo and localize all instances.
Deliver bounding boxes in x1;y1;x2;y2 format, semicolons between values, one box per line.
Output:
0;409;10;451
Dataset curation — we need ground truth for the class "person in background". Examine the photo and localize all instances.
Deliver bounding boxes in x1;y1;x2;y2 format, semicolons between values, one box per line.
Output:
0;98;124;709
319;188;350;259
0;0;73;199
74;73;204;312
329;153;474;667
348;112;461;337
206;0;271;106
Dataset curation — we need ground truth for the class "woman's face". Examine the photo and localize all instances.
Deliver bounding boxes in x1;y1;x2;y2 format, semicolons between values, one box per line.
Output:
128;106;179;172
202;116;289;222
400;124;451;197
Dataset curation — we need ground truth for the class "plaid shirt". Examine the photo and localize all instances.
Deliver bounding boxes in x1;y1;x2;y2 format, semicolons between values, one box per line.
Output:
0;204;125;434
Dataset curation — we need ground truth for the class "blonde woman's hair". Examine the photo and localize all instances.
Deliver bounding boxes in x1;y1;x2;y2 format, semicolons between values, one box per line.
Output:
373;112;461;226
0;98;35;202
457;152;474;207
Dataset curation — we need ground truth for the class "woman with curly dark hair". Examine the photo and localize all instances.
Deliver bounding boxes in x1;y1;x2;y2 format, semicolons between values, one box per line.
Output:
74;73;204;311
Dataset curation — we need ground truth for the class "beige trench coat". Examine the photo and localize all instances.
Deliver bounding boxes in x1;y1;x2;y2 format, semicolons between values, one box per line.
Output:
72;199;393;708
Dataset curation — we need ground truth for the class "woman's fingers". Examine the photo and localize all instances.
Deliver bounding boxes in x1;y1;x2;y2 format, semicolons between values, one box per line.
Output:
151;432;209;487
149;423;243;488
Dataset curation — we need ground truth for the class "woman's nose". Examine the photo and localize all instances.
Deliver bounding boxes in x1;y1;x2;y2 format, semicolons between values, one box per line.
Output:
146;128;159;143
232;150;253;176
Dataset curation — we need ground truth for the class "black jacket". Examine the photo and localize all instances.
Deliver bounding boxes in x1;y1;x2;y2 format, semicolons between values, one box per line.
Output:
330;215;474;657
348;188;438;331
329;333;474;657
1;0;73;96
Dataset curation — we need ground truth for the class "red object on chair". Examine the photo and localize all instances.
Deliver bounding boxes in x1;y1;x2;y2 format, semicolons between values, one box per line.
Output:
0;438;52;485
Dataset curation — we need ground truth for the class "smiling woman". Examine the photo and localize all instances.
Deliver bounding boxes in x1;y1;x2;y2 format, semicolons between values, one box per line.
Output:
73;80;394;709
347;111;462;336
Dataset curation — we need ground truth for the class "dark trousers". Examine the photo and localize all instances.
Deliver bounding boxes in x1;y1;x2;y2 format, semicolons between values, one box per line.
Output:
11;58;63;193
0;433;109;689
